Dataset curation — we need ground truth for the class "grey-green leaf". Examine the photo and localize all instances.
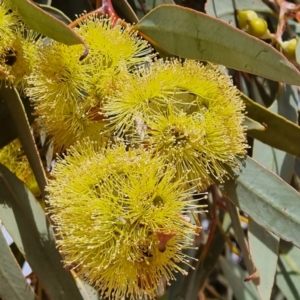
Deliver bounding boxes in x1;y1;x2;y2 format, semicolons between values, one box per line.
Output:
134;5;300;85
10;0;88;59
38;4;72;24
244;116;265;132
0;229;38;300
219;256;261;300
242;90;300;158
248;219;279;300
0;164;83;300
0;84;47;199
221;156;300;248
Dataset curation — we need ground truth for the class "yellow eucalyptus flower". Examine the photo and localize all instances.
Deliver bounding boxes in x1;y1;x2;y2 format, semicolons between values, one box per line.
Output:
27;15;153;150
0;139;40;197
0;0;19;48
47;141;203;299
105;59;247;189
75;14;154;68
0;26;40;88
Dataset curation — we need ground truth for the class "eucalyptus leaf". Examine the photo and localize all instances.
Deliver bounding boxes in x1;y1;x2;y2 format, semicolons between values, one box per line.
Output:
0;96;34;149
221;156;300;248
50;0;93;20
248;219;279;300
244;116;265;132
38;4;72;24
0;228;37;300
0;85;47;199
134;5;300;85
113;0;139;23
10;0;88;59
276;242;300;300
0;164;83;300
220;256;261;300
252;85;297;182
242;90;300;158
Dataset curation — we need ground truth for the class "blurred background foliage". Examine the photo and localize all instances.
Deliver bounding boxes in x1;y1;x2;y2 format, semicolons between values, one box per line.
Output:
1;0;300;300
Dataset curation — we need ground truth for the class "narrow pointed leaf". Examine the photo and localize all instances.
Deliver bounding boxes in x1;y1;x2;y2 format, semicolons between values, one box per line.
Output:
10;0;88;58
0;164;83;300
248;219;279;300
220;256;261;300
0;229;37;300
0;85;47;199
0;96;34;149
244;116;265;132
38;4;72;24
221;156;300;248
242;90;300;158
134;5;300;85
112;0;139;23
276;241;300;299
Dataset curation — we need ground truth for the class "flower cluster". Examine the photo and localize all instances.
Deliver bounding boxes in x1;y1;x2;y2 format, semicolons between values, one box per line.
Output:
0;1;40;87
47;142;202;299
0;139;40;197
1;1;248;298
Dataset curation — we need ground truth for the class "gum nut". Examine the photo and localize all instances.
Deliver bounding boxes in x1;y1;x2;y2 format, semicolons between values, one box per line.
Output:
247;18;268;38
237;10;258;30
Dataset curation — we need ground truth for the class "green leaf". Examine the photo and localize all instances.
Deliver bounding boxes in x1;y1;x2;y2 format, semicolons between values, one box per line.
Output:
244;116;265;132
248;219;279;300
10;0;88;59
113;0;139;23
219;256;261;300
134;5;300;85
38;4;72;24
242;90;300;158
226;201;257;278
252;85;297;182
0;229;37;300
221;156;300;248
276;241;300;299
50;0;93;21
0;164;83;300
0;96;34;149
0;84;47;199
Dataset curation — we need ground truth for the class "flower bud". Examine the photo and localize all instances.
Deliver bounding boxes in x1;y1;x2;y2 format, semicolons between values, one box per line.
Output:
237;10;258;30
281;38;298;60
247;17;270;39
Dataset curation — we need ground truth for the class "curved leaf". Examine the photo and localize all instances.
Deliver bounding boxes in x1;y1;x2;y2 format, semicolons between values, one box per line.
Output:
244;116;265;132
134;5;300;85
0;85;47;199
221;156;300;248
0;96;34;149
10;0;88;59
38;4;72;24
50;0;93;21
248;219;279;300
0;229;37;300
252;84;297;182
277;241;300;299
219;256;261;300
112;0;139;23
242;90;300;158
0;164;83;300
